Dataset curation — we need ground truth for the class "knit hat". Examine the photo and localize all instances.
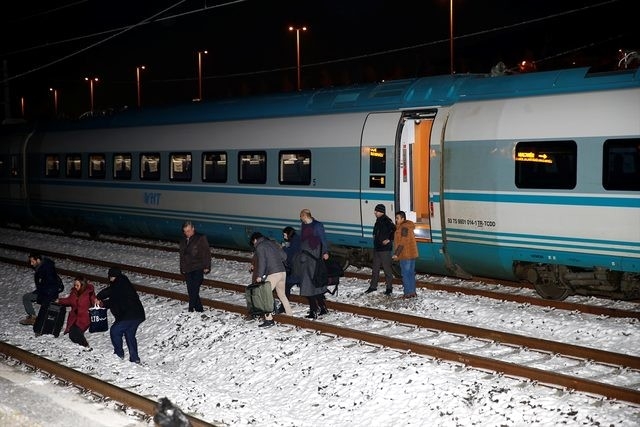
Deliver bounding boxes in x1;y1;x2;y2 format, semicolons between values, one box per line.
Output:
374;204;386;214
107;267;121;278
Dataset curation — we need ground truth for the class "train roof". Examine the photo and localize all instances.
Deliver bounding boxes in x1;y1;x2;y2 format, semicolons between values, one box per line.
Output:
44;66;640;131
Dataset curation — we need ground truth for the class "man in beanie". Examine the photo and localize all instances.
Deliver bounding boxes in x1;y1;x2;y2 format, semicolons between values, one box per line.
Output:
365;204;395;295
97;267;146;363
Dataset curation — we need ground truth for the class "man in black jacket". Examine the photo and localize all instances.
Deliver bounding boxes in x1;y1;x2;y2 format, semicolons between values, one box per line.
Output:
178;220;211;312
20;253;62;325
364;204;395;295
97;268;146;363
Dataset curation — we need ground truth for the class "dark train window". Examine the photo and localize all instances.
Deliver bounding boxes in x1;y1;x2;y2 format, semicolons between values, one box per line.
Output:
45;154;60;178
369;147;386;188
203;151;227;183
89;154;106;179
140;152;160;181
66;154;82;178
279;151;310;185
113;153;132;180
515;141;577;189
603;138;640;191
238;151;266;184
170;152;192;182
0;156;5;177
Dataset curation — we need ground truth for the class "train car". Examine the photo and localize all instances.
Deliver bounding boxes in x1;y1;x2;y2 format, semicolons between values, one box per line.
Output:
1;66;639;300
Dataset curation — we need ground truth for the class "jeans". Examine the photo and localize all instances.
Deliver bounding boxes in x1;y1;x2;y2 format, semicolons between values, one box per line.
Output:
400;259;416;295
110;319;143;362
371;250;394;289
185;269;204;312
22;291;38;316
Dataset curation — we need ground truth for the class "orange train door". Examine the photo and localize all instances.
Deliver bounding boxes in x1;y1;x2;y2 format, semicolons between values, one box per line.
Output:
397;112;434;242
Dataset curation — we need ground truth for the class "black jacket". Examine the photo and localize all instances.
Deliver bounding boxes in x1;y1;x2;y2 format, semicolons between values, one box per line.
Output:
373;215;395;252
34;257;62;304
97;274;146;323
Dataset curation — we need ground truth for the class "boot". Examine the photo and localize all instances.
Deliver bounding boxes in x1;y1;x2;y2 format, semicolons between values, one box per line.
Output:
20;315;36;326
305;310;318;319
318;296;328;315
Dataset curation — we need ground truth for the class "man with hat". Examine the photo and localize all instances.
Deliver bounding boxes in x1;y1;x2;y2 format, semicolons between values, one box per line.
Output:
365;204;395;295
96;267;146;363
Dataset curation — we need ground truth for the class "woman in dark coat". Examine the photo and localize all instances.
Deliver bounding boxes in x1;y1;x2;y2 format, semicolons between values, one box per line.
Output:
56;276;95;348
277;226;301;313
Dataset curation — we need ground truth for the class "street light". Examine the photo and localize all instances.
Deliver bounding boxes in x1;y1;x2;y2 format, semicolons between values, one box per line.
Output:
136;65;146;108
49;88;58;116
196;50;207;101
449;0;454;74
288;26;307;91
84;77;99;112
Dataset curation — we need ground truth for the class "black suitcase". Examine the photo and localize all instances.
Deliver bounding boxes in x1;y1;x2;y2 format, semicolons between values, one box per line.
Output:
33;303;67;337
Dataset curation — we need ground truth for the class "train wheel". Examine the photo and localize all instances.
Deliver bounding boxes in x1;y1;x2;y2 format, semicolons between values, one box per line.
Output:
533;281;571;300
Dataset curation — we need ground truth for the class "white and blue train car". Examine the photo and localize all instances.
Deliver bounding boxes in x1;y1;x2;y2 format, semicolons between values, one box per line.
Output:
1;66;639;300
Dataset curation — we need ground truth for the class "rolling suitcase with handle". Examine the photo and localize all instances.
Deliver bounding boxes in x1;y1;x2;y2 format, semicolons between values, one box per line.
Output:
33;302;67;337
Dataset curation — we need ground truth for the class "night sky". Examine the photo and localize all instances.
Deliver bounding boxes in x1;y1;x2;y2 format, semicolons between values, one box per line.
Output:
1;0;636;120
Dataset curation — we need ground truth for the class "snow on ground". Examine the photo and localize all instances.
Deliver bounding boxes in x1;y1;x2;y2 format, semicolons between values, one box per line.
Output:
0;229;639;426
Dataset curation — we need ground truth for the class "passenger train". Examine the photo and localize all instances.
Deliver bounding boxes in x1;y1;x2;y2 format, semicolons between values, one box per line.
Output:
1;66;639;300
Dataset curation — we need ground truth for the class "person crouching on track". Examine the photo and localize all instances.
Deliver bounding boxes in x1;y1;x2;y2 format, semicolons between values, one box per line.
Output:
250;232;292;327
178;220;211;313
96;268;146;363
55;276;95;348
20;252;63;326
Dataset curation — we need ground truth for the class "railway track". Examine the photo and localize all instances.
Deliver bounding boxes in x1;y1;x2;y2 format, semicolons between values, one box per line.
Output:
1;241;639;406
2;227;638;319
0;343;219;427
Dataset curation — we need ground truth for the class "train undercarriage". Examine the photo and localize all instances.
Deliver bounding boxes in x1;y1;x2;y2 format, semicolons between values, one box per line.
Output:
514;261;640;301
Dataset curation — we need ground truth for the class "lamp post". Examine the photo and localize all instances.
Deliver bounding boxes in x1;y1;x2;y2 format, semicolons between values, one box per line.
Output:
136;65;146;108
197;50;207;101
49;88;58;116
449;0;454;74
84;77;99;112
288;26;307;91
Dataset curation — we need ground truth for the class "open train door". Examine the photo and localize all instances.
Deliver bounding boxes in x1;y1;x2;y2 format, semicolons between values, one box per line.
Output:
397;111;436;249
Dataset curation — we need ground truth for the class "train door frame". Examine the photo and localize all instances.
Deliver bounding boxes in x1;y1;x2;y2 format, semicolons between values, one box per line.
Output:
397;111;436;243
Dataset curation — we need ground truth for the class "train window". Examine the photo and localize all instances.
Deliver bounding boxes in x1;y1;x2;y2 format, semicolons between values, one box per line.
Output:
65;154;82;178
515;141;576;189
89;154;106;179
45;154;60;178
203;151;227;183
238;151;266;184
603;139;640;191
369;147;386;188
140;153;160;181
170;153;192;182
113;153;132;180
279;151;311;185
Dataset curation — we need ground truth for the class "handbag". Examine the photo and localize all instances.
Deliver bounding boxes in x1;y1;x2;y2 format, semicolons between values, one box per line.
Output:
89;305;109;333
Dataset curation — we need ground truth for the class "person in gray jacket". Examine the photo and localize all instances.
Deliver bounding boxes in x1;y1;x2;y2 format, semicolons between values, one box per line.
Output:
250;232;292;327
